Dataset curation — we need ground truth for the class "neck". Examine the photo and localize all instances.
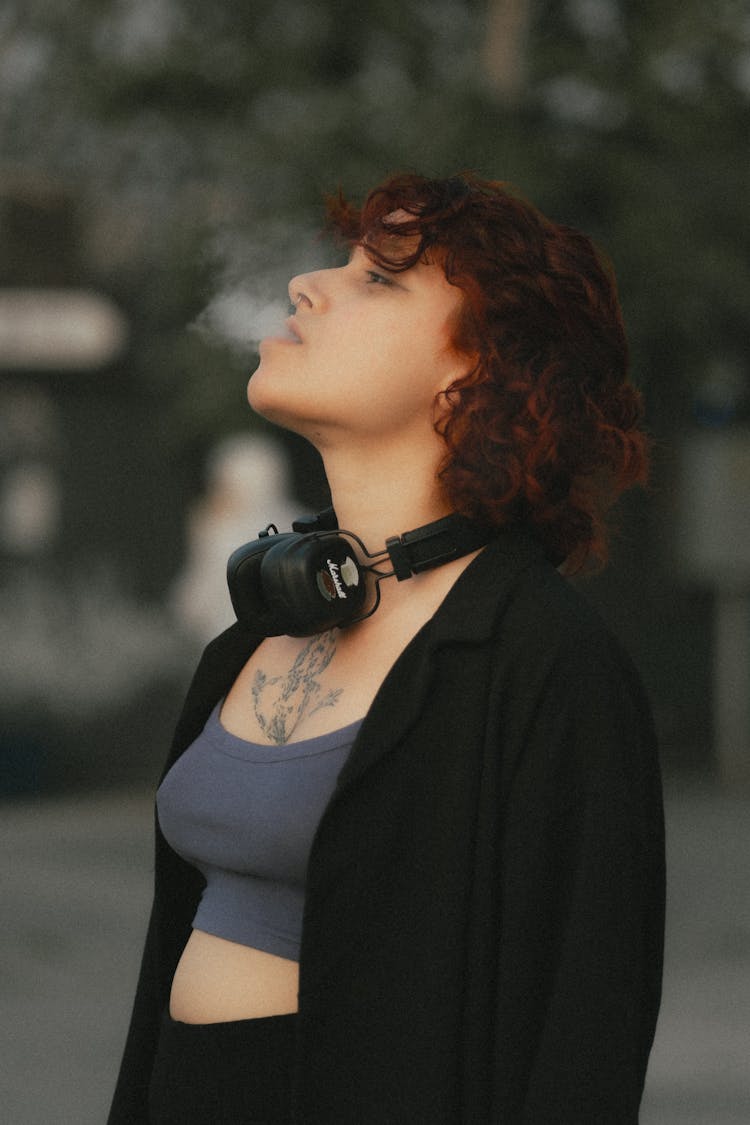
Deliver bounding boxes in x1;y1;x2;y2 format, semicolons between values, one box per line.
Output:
294;437;488;638
318;443;451;552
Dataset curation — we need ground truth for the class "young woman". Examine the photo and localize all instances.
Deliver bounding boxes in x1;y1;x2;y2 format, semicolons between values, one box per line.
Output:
109;173;665;1124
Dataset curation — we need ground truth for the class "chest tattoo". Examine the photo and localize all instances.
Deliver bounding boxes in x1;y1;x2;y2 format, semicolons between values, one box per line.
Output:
251;632;342;743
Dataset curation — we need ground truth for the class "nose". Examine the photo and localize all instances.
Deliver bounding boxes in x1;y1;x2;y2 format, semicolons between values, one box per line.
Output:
288;270;326;312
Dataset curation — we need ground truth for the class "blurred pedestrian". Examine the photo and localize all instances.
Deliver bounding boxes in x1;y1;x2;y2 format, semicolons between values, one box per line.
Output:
168;434;299;646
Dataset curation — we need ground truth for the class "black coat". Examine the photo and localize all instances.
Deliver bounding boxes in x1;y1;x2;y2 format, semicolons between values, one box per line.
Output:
109;528;665;1124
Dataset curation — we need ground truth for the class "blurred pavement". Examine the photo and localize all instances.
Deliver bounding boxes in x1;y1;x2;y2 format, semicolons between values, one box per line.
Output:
1;778;749;1124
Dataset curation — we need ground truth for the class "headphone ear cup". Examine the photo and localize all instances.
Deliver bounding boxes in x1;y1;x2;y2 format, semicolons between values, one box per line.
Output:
261;534;368;636
226;533;300;636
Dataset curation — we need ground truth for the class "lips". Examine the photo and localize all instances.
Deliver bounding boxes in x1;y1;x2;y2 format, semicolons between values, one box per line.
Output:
258;317;303;350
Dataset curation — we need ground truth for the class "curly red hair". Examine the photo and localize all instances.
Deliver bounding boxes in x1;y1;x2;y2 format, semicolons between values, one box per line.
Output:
326;172;648;571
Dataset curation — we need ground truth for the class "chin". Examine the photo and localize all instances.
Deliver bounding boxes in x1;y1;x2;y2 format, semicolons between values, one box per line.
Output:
246;365;279;415
246;377;301;435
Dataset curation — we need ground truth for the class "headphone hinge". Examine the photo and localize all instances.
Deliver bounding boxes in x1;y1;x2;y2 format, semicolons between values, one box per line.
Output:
385;535;414;581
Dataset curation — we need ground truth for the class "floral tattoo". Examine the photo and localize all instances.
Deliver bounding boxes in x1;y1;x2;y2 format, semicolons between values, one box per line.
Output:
251;632;342;743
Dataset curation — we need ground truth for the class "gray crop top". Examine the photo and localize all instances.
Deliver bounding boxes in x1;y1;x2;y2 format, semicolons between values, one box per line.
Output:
157;701;362;962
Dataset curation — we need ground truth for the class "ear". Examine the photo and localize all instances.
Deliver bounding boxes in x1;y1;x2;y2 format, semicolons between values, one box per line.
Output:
432;354;481;427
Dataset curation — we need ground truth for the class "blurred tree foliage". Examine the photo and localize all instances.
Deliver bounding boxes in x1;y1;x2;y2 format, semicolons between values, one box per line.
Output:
2;0;748;761
2;0;748;444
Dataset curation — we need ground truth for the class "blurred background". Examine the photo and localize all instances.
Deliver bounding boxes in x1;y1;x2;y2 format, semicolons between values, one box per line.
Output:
1;1;749;1121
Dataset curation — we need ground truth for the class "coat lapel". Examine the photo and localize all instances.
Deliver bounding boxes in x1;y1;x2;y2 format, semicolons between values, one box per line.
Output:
334;525;546;798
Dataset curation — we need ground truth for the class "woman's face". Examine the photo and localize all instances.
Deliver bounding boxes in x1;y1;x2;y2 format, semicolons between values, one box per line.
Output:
247;241;469;451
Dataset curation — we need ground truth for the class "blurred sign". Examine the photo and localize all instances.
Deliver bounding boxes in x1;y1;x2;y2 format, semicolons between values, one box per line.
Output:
678;428;750;587
0;289;127;371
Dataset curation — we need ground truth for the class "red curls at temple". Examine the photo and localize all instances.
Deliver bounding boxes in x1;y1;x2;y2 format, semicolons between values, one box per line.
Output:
326;172;649;571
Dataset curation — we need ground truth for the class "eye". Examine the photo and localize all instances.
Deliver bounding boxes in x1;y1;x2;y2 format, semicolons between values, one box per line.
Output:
365;269;393;286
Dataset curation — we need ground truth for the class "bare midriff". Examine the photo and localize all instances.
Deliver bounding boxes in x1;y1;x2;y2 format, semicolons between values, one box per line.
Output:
169;929;299;1023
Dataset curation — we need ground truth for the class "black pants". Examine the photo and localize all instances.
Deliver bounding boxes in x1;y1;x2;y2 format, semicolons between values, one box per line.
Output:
148;1008;297;1124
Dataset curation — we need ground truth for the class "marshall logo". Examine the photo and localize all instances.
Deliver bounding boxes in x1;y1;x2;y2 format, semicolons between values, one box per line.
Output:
316;556;359;602
326;558;347;599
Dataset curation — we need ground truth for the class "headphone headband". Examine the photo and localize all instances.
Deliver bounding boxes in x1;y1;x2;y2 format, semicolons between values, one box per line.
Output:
385;513;495;580
291;508;495;579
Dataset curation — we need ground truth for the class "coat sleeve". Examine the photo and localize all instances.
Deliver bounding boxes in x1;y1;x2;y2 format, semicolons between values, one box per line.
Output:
106;626;252;1124
107;827;204;1125
493;629;665;1125
107;893;163;1125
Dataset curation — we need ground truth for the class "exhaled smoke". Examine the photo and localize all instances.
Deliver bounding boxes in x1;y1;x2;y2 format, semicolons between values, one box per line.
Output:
193;289;290;352
190;221;337;354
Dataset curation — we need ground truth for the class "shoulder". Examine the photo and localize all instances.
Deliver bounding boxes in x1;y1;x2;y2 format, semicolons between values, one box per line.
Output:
189;620;263;693
490;545;639;684
166;622;262;770
509;569;659;809
434;527;645;702
462;540;658;781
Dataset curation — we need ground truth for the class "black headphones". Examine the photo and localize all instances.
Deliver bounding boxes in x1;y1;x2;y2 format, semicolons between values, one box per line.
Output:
227;507;495;637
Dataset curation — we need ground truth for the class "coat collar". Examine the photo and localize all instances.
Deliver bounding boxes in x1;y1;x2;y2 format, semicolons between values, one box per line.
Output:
333;525;549;795
420;524;548;647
